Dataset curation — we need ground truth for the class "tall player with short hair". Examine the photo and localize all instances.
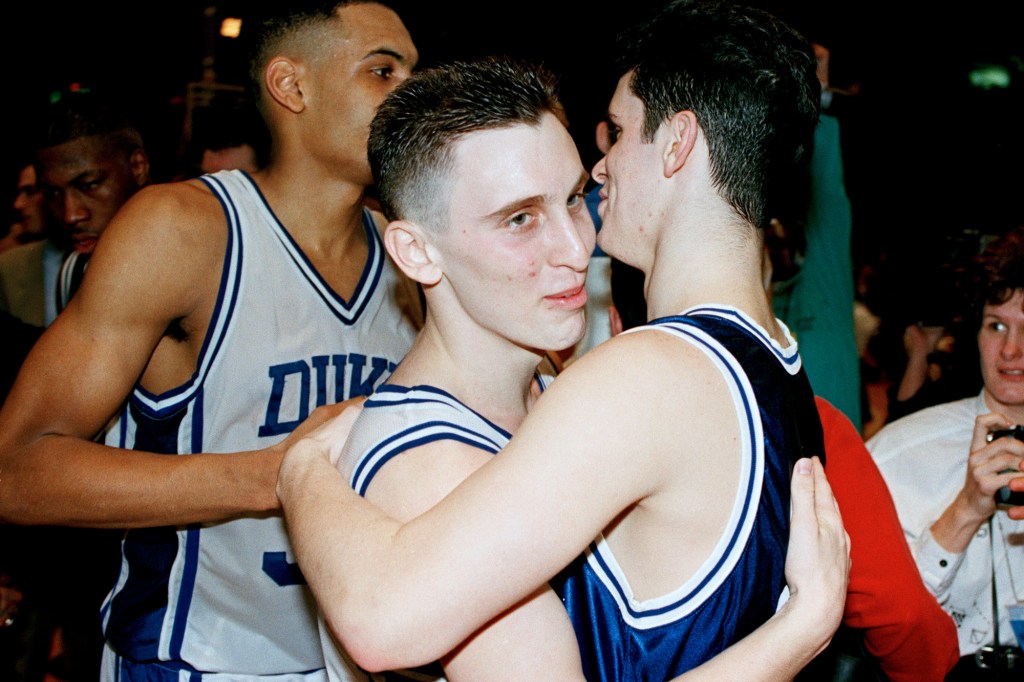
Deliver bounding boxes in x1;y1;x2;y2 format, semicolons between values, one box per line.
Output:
0;3;422;680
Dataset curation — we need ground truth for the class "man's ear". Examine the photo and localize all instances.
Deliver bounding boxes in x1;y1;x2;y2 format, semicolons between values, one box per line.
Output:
384;220;442;286
663;110;699;178
265;57;306;114
129;148;151;188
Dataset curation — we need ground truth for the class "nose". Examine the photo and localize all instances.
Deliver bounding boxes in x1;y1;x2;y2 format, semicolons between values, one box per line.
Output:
13;190;28;211
552;210;595;273
62;191;89;227
1002;330;1024;359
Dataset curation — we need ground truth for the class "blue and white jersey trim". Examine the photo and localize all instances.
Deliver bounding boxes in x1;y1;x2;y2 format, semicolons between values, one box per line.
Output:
347;385;514;496
680;304;802;373
589;315;764;629
350;421;505;495
131;174;245;416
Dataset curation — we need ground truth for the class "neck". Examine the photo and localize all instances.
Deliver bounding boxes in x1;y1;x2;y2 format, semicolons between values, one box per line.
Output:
253;147;370;245
644;209;778;337
389;313;544;433
249;160;373;301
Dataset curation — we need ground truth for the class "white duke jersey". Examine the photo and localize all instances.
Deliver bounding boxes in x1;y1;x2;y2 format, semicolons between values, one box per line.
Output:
326;379;552;682
101;170;420;680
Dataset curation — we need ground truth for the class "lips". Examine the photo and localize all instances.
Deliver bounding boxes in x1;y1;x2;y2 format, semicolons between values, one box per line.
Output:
596;188;609;218
71;233;98;254
546;284;587;309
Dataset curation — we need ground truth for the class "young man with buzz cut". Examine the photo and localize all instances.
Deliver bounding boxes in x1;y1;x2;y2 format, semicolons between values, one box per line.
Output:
279;2;849;679
317;56;592;681
0;2;422;680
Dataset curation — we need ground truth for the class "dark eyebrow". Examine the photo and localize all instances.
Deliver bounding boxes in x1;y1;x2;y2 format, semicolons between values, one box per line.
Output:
484;195;544;222
38;169;101;192
484;170;590;222
361;48;410;63
71;170;103;185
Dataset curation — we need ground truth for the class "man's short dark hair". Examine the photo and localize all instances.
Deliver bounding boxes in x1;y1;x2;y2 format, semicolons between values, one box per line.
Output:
614;0;820;230
368;56;563;228
246;1;385;115
36;92;144;159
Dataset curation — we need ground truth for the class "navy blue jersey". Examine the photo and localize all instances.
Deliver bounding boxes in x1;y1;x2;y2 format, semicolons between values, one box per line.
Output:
552;305;823;681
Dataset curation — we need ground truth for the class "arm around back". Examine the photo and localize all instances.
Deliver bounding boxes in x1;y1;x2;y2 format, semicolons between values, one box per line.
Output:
280;329;847;673
280;332;691;668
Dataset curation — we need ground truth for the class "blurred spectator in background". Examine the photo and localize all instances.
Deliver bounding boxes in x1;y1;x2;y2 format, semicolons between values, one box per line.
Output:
1;160;48;253
0;154;62;406
0;154;65;330
867;225;1024;680
183;105;269;178
34;92;151;313
858;246;983;435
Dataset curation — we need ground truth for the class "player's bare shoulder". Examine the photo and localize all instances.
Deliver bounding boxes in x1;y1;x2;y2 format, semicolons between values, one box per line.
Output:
557;324;728;410
365;438;493;523
84;178;231;320
101;178;226;250
535;325;737;479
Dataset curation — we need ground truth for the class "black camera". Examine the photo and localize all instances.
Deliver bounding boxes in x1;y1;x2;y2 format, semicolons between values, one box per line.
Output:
973;644;1020;671
985;427;1024;507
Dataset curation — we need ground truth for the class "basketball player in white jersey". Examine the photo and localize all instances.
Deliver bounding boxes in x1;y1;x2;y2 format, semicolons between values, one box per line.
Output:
315;57;590;682
0;3;421;680
280;3;850;677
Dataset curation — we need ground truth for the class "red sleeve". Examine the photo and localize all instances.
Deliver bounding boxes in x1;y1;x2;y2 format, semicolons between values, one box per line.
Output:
815;397;959;682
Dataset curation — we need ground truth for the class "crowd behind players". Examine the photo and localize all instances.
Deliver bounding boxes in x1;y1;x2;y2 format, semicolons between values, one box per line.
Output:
0;1;1021;682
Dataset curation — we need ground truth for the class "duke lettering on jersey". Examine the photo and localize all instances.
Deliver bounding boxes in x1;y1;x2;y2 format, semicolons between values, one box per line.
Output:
260;353;399;437
100;172;420;678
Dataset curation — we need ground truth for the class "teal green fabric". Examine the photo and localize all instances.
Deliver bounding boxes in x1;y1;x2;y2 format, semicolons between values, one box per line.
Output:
772;114;862;429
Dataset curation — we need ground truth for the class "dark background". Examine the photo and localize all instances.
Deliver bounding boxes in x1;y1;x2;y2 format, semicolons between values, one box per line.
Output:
4;0;1022;270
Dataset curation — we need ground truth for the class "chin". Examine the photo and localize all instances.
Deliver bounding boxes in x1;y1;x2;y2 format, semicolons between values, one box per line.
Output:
986;385;1024;413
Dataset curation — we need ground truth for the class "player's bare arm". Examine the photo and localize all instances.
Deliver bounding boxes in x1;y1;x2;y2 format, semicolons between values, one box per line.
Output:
0;181;285;527
338;438;584;679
